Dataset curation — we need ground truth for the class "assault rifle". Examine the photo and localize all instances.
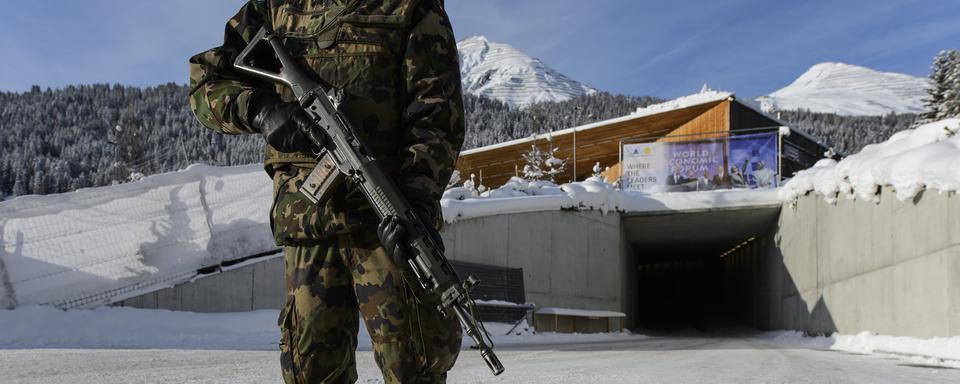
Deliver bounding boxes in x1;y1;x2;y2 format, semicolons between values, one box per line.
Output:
234;27;504;376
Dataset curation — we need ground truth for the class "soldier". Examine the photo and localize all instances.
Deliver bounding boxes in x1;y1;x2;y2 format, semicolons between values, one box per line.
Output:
187;0;465;383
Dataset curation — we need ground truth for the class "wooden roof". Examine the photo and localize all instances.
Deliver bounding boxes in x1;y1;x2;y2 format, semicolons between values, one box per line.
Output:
456;99;731;187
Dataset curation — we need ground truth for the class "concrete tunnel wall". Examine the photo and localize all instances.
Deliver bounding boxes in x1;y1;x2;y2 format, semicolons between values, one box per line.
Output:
771;187;960;338
119;187;960;339
439;210;625;314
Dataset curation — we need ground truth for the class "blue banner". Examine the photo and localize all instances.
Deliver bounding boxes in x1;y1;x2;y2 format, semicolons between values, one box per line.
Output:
727;133;779;189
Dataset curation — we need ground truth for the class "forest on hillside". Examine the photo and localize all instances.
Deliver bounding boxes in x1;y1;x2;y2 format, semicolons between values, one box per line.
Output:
0;84;939;199
0;86;659;199
777;110;918;155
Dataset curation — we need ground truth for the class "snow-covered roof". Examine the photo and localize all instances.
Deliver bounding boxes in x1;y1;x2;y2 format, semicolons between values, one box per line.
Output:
461;88;734;156
630;86;732;119
537;307;626;318
781;118;960;203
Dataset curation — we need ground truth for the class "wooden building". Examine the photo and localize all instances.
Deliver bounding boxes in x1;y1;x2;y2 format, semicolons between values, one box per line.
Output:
455;91;827;188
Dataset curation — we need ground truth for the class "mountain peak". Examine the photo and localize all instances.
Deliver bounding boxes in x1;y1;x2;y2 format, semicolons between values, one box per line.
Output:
457;36;596;108
757;61;929;116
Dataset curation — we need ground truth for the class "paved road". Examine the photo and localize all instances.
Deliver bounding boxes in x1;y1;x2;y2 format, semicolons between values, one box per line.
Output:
2;336;956;383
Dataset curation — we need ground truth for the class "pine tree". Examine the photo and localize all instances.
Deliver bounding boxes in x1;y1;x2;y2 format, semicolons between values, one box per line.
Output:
543;135;566;182
521;141;548;181
940;50;960;120
923;50;960;122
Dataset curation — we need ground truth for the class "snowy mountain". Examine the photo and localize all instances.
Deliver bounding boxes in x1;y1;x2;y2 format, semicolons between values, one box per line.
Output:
457;36;596;108
757;62;929;116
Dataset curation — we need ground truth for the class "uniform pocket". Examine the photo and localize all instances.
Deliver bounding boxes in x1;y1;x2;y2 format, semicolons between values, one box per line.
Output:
271;165;323;245
278;298;302;381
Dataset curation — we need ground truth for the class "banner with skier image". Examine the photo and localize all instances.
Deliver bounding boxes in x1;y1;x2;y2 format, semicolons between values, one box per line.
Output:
727;132;779;189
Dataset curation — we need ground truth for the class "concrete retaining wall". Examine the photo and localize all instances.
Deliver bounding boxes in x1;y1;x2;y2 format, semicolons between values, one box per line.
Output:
440;211;624;313
122;210;625;316
774;187;960;337
119;256;285;312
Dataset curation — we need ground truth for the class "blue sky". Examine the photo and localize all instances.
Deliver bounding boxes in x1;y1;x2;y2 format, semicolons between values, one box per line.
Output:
2;0;959;99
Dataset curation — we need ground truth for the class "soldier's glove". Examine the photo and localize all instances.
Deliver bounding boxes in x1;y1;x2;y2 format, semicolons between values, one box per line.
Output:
248;91;326;153
377;199;436;268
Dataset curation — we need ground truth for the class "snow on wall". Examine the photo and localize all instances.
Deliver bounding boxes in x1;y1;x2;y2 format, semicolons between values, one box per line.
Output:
781;118;960;204
442;176;781;223
0;164;274;309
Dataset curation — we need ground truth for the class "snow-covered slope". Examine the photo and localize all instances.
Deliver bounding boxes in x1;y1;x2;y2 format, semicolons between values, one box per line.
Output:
0;164;275;309
458;36;596;108
757;62;929;116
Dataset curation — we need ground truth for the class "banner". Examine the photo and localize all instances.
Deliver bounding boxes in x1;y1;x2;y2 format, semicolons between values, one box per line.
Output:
663;140;725;192
621;143;666;192
621;132;779;192
727;133;779;189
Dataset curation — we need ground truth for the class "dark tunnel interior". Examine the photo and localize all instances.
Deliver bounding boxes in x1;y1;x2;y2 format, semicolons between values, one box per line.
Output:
621;207;781;333
629;236;769;333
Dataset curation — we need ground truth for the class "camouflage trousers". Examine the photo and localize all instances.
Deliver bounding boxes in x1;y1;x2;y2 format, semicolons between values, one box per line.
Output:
278;229;462;384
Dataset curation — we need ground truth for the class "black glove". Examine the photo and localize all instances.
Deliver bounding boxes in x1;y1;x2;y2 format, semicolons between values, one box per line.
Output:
378;215;410;267
377;200;436;267
248;91;325;153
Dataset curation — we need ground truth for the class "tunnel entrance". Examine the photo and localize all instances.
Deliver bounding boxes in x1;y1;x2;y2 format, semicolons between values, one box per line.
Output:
621;206;780;332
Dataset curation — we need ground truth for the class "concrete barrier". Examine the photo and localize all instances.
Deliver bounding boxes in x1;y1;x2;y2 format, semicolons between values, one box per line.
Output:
441;210;624;313
119;256;284;312
772;187;960;337
122;210;625;316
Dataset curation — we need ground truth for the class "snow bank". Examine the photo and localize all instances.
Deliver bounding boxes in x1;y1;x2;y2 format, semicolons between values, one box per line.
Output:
765;330;960;369
781;118;960;203
442;176;781;223
0;306;640;351
0;306;280;350
0;164;274;309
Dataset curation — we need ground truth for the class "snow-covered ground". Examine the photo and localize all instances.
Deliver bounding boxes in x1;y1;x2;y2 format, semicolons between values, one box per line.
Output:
2;307;959;383
766;331;960;369
0;306;637;351
781;118;960;203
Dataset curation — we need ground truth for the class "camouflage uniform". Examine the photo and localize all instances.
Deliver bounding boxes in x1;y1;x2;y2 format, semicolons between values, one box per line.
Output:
188;0;465;382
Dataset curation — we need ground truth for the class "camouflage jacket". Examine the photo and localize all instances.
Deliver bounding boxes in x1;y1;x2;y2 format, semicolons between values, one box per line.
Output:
188;0;464;245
